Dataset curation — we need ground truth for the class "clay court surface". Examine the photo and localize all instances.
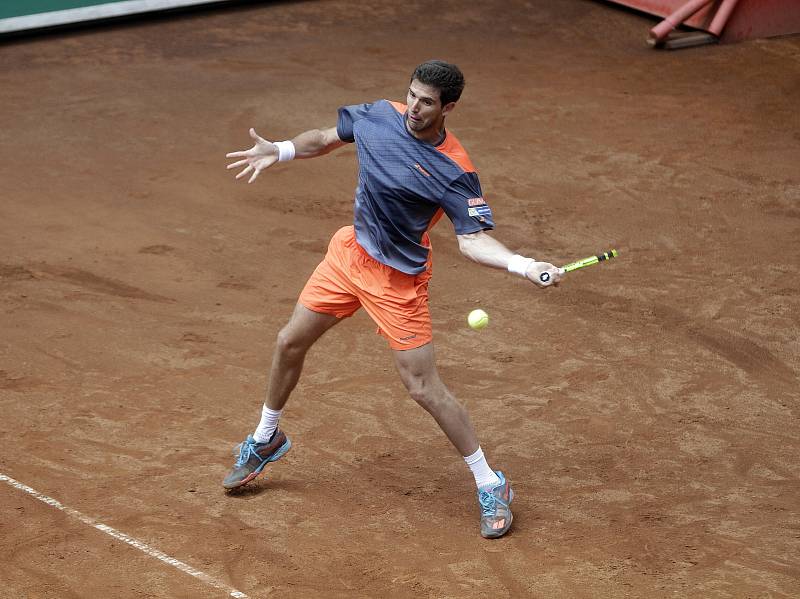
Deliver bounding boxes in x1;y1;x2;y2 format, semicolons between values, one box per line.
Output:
2;0;800;597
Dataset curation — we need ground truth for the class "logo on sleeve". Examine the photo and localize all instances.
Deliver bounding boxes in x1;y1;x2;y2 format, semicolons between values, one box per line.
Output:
467;200;492;223
468;204;492;218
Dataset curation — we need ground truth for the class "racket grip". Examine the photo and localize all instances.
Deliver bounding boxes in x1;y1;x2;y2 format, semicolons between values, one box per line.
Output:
539;267;565;283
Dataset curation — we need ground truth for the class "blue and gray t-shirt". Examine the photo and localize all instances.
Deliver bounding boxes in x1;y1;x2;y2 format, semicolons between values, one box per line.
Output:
337;99;494;275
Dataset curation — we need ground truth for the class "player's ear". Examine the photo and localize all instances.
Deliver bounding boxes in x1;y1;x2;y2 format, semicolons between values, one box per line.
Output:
441;101;457;117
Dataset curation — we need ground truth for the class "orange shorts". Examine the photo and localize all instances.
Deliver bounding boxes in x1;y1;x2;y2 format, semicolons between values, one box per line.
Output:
299;226;433;350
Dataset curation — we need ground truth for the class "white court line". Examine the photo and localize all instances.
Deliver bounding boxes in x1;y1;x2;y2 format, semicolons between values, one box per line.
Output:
0;473;248;599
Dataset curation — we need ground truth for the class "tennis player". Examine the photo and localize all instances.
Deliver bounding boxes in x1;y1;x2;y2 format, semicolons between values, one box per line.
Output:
224;60;562;539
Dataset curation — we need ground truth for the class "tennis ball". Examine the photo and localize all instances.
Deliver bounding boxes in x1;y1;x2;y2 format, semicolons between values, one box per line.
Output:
468;309;489;330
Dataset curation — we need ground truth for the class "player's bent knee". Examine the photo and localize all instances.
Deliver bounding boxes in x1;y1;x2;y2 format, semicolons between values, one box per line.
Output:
407;385;455;414
407;387;430;409
275;326;310;358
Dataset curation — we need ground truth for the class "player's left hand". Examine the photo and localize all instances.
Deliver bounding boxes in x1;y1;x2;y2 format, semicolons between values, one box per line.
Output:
226;128;279;183
526;262;563;288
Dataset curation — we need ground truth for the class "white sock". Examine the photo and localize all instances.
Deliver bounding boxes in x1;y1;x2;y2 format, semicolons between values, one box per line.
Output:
464;446;501;490
253;405;282;444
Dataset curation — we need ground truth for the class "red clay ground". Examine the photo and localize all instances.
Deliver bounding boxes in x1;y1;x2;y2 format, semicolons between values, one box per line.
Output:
1;1;799;597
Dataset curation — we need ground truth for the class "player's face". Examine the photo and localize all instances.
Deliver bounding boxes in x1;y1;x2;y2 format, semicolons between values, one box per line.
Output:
406;80;455;140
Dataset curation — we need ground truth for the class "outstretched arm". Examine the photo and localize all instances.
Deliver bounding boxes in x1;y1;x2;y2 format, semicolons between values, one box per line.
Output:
226;126;345;183
457;230;563;288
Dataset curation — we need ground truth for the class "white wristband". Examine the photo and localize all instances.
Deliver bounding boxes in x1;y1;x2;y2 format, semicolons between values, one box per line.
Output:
274;140;295;162
507;254;535;277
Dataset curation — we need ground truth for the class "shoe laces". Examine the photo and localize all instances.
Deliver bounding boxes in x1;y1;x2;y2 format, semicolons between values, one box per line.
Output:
234;440;255;467
478;489;497;517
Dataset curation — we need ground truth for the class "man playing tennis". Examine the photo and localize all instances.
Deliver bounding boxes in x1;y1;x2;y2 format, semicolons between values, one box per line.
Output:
224;60;562;539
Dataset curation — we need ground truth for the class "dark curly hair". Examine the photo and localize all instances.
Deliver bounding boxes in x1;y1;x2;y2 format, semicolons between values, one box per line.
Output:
411;60;465;106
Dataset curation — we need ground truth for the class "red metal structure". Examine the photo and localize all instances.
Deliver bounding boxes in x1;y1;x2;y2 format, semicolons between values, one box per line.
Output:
607;0;800;46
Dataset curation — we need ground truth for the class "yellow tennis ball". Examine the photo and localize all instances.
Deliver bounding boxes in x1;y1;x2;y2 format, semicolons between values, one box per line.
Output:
468;309;489;330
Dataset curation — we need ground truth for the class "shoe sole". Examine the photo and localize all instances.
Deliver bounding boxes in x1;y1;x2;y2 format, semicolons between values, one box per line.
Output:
223;438;292;490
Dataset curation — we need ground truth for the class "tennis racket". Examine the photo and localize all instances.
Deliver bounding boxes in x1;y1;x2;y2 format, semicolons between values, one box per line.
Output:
540;249;619;283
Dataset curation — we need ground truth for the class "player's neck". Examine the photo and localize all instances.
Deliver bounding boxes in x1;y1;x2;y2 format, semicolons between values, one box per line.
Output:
406;118;446;145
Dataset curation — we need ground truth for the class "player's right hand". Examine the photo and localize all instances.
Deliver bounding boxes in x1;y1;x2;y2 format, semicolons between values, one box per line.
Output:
226;128;279;183
526;262;563;288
